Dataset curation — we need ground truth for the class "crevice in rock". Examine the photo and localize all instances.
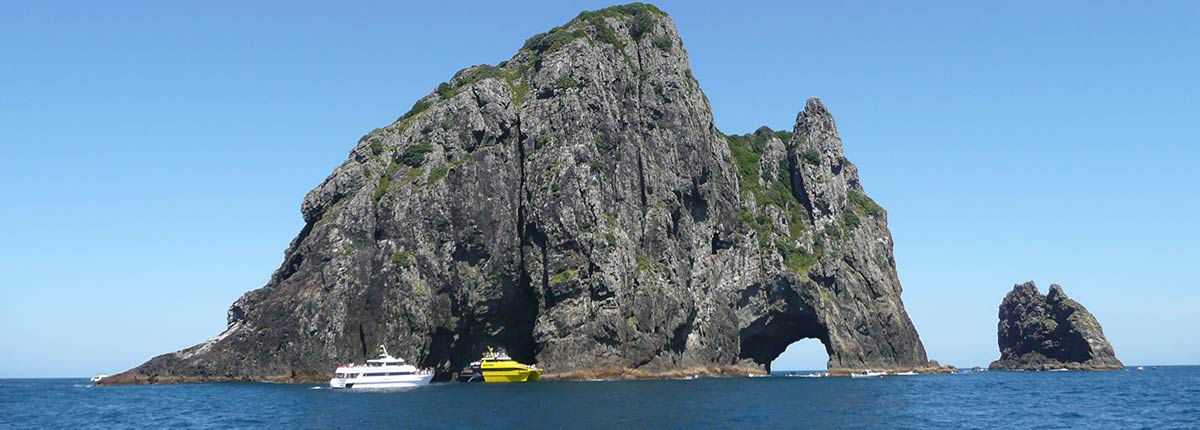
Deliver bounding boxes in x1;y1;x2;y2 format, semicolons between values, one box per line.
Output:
357;323;368;359
539;229;553;308
631;33;650;247
509;100;542;365
786;140;815;219
637;151;648;229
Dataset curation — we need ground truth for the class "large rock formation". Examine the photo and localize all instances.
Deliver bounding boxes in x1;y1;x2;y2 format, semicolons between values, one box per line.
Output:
105;3;938;384
990;281;1123;371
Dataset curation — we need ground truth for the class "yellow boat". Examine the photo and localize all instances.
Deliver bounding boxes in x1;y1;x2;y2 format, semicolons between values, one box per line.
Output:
480;347;542;383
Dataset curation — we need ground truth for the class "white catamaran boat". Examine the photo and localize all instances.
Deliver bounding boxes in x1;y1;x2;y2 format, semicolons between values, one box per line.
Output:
89;373;108;383
329;345;433;389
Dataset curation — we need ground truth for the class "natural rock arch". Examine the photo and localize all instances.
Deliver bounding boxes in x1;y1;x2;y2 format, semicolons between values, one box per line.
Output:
737;279;833;373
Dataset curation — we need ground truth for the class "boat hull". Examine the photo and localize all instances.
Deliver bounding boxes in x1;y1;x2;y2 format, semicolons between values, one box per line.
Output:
481;368;542;383
330;374;433;389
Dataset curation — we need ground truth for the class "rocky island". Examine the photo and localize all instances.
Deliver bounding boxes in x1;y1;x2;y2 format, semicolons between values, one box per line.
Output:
990;281;1123;371
103;3;948;384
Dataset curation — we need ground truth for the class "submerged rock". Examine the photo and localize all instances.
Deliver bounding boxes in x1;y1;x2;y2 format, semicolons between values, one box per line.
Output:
989;282;1123;371
104;3;938;384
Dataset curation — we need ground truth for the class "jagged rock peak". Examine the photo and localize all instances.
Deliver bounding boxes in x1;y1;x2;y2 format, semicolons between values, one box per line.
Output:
990;281;1123;371
795;97;838;137
102;3;942;385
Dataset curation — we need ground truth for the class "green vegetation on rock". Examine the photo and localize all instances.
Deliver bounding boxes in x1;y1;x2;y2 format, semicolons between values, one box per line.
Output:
778;239;819;279
604;212;619;229
801;148;821;165
651;34;672;51
549;268;578;284
575;3;666;23
374;176;390;203
842;210;861;229
555;75;578;89
426;157;468;185
453;65;502;86
628;10;655;40
434;65;504;100
368;137;384;156
841;189;883;230
723;127;823;275
723;127;800;209
399;143;432;167
520;3;663;72
400;99;430;121
848;189;883;217
373;162;402;204
594;136;610;152
404;167;424;182
635;251;652;274
523;28;588;58
500;66;531;107
391;251;414;268
724;132;764;197
427;164;448;184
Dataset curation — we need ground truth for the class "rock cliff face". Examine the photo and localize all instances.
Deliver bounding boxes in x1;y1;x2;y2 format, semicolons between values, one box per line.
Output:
990;282;1122;371
106;3;936;384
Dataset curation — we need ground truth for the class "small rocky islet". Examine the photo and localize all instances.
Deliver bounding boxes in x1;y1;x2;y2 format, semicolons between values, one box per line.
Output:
102;3;1116;385
989;282;1123;371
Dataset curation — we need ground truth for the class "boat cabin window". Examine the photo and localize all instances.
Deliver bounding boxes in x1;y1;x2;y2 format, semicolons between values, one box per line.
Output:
359;371;416;377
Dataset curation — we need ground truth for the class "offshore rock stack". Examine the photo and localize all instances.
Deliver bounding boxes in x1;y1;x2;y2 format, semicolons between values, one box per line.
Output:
990;282;1123;371
104;3;942;384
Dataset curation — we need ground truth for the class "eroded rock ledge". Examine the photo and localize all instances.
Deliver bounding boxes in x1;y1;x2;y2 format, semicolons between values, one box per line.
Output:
989;281;1123;371
104;3;937;385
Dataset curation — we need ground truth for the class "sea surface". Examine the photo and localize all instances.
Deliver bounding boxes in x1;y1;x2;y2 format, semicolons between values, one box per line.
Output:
2;367;1197;429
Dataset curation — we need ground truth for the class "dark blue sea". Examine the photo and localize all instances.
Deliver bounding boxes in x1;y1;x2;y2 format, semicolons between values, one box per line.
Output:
2;367;1198;429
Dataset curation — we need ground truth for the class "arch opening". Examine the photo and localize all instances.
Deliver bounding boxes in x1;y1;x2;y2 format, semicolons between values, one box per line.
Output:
739;316;832;373
772;339;830;372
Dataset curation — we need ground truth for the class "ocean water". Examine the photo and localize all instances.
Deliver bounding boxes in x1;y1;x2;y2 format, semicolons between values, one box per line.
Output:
2;367;1197;429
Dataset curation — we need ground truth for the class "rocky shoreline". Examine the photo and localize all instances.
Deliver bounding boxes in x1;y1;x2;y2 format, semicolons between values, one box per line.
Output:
542;365;766;381
97;372;331;386
99;365;967;385
828;364;958;376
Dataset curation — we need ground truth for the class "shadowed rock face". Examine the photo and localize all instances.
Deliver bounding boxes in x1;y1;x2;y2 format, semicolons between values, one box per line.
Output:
990;282;1123;371
105;3;934;384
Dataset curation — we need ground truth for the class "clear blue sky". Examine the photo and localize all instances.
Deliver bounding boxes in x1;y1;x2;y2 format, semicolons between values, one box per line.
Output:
2;1;1196;377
